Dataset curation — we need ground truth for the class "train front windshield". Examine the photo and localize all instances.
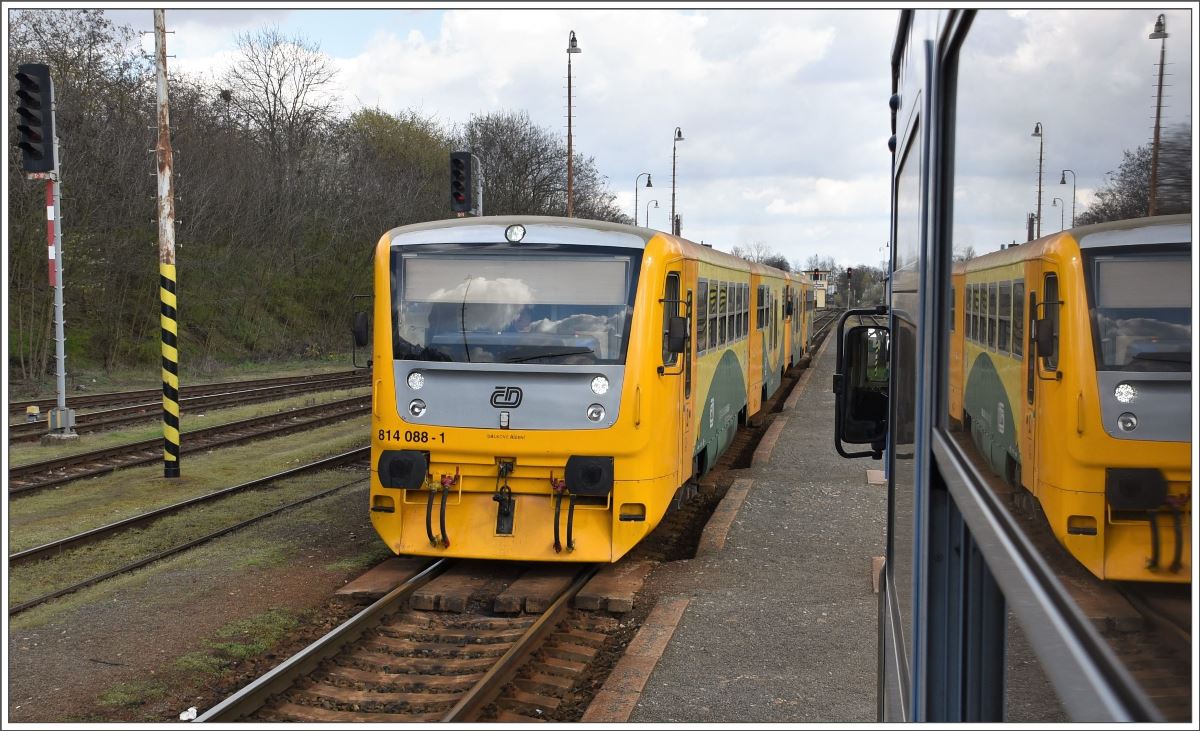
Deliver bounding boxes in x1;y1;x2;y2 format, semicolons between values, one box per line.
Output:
391;252;637;364
1086;251;1192;372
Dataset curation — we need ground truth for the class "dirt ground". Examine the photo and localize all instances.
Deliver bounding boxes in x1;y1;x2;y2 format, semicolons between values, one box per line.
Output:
7;480;388;723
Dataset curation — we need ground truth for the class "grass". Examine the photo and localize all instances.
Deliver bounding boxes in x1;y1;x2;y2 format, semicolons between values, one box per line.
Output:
9;482;371;631
98;680;169;709
8;385;369;467
7;417;368;552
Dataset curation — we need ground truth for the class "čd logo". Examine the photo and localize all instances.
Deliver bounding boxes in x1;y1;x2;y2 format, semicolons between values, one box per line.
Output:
490;386;523;408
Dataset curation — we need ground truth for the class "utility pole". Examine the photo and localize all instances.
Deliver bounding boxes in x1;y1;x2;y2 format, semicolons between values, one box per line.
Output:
155;9;181;478
1148;14;1168;216
15;63;76;441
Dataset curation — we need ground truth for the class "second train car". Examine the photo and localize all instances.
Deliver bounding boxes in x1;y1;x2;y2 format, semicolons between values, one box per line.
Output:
365;216;813;562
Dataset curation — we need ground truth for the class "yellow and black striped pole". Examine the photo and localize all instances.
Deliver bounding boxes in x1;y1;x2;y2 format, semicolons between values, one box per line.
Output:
161;264;180;477
155;10;181;478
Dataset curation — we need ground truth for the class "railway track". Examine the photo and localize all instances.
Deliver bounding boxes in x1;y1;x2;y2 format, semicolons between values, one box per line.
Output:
8;369;367;419
8;395;370;496
198;561;605;723
8;374;368;442
8;450;371;616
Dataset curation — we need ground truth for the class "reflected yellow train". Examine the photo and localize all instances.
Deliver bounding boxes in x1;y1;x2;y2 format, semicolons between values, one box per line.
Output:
366;216;814;562
948;215;1191;582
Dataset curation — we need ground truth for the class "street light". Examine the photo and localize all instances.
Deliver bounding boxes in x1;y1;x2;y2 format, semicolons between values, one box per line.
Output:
1059;169;1076;228
645;199;659;229
1031;122;1044;238
566;30;581;217
634;172;652;225
1148;13;1168;216
671;126;684;235
1052;197;1064;231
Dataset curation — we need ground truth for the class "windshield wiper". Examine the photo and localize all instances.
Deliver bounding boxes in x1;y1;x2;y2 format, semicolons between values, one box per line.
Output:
1131;351;1191;363
507;348;595;363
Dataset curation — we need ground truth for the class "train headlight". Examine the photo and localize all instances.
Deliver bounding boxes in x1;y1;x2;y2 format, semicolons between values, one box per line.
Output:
586;404;605;422
590;375;609;395
409;399;427;418
407;372;425;390
1117;412;1138;432
1114;383;1137;403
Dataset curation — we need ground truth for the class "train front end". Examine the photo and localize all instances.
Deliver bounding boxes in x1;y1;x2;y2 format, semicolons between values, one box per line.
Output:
1051;217;1192;582
367;217;678;563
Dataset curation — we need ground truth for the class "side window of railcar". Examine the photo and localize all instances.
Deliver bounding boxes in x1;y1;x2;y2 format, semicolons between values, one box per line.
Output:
998;281;1011;354
741;284;748;339
708;283;718;350
697;279;709;353
663;272;680;366
987;282;997;350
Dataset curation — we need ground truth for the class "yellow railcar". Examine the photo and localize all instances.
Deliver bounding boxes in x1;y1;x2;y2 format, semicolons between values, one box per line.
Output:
948;215;1191;582
368;216;795;562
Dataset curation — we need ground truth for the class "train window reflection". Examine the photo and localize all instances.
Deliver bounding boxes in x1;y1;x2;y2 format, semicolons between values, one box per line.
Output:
947;8;1192;721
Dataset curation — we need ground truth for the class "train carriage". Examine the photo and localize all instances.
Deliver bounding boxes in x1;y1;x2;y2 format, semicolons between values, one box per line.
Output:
366;216;797;563
948;215;1192;582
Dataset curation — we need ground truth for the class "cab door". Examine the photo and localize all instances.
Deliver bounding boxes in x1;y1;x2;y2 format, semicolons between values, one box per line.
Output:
663;264;691;484
1025;262;1061;495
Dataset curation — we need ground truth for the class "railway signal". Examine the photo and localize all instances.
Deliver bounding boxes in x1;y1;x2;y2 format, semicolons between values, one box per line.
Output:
14;63;57;173
450;151;482;216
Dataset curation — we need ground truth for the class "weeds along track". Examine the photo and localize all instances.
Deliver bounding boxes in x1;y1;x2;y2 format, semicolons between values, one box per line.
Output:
8;449;370;616
8;373;368;442
8;369;367;419
198;562;604;723
8;396;370;496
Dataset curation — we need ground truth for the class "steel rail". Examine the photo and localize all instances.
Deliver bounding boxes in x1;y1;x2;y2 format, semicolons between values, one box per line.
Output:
9;447;369;565
442;565;598;721
9;396;370;495
196;560;450;722
8;369;367;417
8;470;371;616
9;375;367;441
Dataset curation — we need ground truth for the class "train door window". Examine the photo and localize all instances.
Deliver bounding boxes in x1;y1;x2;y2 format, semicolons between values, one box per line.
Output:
697;279;709;352
708;282;718;351
743;284;750;338
998;280;1012;354
718;281;727;345
1042;273;1059;370
987;282;998;350
950;285;956;332
663;272;680;366
966;284;974;342
756;285;764;329
1012;280;1024;357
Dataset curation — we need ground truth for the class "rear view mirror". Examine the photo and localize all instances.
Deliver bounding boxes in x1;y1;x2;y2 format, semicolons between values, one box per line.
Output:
666;315;688;354
833;308;890;459
1034;317;1055;359
786;300;795;317
352;311;369;348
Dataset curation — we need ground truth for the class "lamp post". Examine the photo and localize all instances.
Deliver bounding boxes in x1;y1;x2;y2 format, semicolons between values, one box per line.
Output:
1059;169;1076;228
634;172;652;225
1148;13;1168;216
1031;122;1044;238
671;126;684;234
645;199;659;229
1052;197;1064;231
566;31;581;217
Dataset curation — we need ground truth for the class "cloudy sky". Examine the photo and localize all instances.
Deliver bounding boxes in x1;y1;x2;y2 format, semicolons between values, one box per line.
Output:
92;4;1191;269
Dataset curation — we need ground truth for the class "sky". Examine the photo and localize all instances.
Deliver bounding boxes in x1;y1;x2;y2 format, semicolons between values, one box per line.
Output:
20;3;1198;268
